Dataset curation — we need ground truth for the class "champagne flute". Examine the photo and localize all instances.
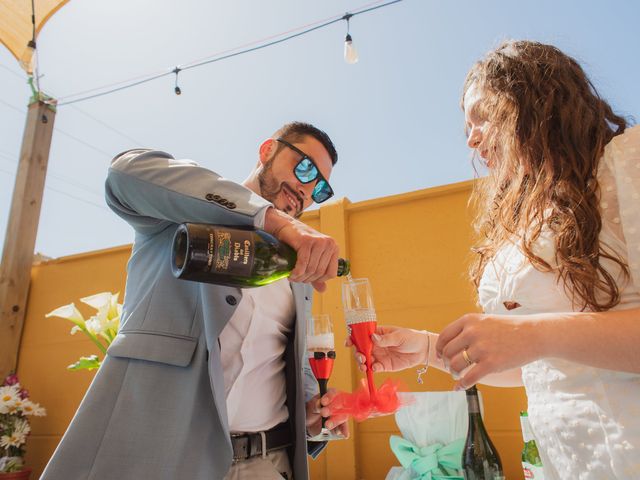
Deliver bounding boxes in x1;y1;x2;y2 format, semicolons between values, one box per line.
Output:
342;277;378;401
306;313;344;441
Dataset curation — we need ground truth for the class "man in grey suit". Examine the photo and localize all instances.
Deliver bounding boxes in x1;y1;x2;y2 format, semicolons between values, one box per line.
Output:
41;122;348;480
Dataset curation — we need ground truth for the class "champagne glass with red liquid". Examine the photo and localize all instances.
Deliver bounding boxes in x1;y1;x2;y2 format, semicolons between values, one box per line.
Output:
306;313;345;441
342;277;378;402
329;277;404;421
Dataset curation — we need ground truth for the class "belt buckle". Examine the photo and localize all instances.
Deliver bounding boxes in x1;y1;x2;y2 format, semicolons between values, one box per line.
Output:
231;433;250;464
231;431;267;463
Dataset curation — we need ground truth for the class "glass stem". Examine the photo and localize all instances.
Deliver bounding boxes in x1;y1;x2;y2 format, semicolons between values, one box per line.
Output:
317;378;328;429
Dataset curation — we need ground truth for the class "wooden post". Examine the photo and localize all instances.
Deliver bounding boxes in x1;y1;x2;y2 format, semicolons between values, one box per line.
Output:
0;98;56;380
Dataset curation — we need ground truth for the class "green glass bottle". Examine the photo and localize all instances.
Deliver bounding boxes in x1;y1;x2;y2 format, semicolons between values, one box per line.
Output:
462;386;505;480
171;223;350;288
520;411;545;479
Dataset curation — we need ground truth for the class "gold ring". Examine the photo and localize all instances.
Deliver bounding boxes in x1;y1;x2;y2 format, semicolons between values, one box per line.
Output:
462;348;473;366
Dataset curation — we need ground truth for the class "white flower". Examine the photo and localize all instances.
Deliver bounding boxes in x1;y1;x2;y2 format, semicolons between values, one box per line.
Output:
81;292;119;318
8;398;24;415
20;399;45;417
85;311;116;336
0;385;20;414
0;430;27;449
46;302;86;332
81;292;121;336
32;405;46;417
47;291;123;372
13;418;30;437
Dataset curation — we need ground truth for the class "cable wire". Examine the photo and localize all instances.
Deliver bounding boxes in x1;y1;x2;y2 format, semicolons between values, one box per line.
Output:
0;67;146;146
56;0;403;106
0;151;104;199
0;166;110;212
0;96;119;158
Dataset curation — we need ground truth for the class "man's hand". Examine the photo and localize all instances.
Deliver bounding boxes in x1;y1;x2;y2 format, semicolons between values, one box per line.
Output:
305;389;349;438
264;207;340;292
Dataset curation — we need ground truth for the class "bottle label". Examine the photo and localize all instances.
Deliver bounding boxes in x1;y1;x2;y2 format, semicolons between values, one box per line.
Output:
211;229;254;276
522;463;545;479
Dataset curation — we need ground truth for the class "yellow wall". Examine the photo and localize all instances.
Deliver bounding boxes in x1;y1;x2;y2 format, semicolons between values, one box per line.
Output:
17;180;527;479
17;245;130;477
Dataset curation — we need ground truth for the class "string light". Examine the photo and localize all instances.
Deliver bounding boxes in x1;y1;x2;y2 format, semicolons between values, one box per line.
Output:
19;0;37;76
56;0;404;106
19;40;36;75
173;67;182;95
343;13;359;64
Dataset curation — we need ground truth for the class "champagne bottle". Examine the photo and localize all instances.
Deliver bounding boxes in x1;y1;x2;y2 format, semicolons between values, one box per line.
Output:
171;223;350;288
520;411;545;479
462;386;505;480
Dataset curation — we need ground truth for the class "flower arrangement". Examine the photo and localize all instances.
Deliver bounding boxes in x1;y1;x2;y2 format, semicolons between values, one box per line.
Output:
0;374;46;473
46;292;122;371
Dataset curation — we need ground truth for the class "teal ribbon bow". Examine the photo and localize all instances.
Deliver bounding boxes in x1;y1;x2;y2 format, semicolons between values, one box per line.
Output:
390;435;465;480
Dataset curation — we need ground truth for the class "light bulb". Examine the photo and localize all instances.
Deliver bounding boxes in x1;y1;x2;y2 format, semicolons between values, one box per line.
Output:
344;34;359;64
19;40;36;75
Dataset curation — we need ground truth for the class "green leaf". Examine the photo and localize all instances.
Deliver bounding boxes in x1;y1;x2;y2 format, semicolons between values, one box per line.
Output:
67;355;102;371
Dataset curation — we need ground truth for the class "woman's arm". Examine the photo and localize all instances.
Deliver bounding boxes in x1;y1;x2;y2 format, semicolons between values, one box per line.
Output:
350;326;524;388
436;308;640;388
533;308;640;372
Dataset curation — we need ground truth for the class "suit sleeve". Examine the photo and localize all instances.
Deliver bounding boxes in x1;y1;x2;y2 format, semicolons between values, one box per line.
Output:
303;355;320;403
105;148;272;235
303;309;328;458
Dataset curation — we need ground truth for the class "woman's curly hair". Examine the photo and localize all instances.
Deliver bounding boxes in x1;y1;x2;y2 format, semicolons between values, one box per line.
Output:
464;40;629;311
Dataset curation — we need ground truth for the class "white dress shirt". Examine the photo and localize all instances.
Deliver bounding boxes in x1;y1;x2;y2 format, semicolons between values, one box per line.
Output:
219;278;295;432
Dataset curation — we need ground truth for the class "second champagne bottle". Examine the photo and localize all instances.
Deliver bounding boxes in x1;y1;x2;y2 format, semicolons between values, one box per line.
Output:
171;223;350;288
462;386;505;480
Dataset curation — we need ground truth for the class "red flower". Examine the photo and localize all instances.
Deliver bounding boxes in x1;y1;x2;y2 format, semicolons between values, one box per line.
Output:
3;373;19;386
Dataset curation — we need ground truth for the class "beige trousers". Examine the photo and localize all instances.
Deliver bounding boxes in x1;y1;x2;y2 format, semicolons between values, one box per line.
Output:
223;449;293;480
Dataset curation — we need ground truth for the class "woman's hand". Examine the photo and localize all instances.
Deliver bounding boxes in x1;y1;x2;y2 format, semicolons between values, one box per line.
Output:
346;325;430;373
436;313;540;389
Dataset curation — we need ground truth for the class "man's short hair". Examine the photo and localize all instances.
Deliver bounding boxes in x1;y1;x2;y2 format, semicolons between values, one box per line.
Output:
272;122;338;165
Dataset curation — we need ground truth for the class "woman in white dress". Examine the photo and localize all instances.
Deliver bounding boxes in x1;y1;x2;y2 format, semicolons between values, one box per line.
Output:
353;40;640;479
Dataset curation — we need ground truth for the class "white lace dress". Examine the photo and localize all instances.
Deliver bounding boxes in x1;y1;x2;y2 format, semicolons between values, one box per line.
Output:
478;125;640;479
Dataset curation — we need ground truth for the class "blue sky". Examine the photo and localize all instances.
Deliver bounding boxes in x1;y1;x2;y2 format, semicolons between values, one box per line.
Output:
1;0;639;258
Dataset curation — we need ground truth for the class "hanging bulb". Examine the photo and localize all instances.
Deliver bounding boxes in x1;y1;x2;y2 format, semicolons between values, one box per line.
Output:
344;34;358;64
173;67;182;95
19;40;36;75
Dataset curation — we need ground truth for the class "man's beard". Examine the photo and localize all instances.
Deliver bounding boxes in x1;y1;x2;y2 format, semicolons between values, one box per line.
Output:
258;159;304;218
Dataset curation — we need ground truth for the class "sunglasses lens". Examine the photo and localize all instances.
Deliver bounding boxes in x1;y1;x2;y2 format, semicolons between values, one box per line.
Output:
312;180;333;203
293;156;333;203
294;158;317;183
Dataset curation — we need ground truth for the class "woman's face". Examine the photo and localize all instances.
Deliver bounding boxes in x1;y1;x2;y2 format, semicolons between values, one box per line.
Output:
463;82;496;168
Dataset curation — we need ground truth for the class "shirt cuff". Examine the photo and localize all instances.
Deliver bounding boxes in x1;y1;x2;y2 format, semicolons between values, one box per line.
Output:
254;205;271;230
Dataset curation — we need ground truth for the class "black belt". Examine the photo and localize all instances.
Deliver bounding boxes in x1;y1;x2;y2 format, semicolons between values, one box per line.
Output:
231;423;292;463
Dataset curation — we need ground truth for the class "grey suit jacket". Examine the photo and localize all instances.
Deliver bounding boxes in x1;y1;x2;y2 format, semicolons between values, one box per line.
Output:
41;149;323;480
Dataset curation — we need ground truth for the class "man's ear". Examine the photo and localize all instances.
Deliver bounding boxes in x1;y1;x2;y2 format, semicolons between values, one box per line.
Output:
258;138;276;166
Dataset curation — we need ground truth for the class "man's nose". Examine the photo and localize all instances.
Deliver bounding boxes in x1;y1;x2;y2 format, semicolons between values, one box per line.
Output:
297;182;312;203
